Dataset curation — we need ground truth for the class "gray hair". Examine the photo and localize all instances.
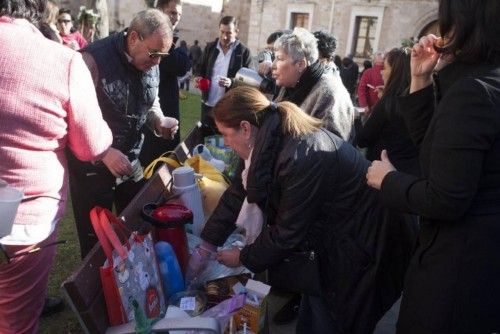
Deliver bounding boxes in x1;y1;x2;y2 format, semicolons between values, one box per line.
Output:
129;8;172;39
373;51;385;64
274;27;318;64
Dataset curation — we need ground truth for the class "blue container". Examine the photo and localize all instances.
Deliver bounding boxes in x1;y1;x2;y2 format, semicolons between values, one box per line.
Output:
155;241;185;300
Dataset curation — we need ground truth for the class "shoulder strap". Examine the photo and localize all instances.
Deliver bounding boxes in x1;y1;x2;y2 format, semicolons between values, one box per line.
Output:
90;207;129;262
143;151;180;179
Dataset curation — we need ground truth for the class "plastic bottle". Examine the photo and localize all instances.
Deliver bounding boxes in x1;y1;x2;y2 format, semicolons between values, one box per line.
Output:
155;241;185;301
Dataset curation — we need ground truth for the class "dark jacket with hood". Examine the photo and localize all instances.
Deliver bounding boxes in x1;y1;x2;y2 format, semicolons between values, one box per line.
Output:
201;110;415;333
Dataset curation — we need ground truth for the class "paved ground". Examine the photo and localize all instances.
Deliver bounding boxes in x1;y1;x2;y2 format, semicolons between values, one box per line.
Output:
266;293;400;334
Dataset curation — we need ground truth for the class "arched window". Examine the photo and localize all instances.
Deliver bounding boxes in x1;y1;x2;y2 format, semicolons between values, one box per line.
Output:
418;20;439;38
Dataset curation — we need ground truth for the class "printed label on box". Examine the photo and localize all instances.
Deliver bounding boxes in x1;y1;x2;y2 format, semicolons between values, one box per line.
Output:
179;297;196;311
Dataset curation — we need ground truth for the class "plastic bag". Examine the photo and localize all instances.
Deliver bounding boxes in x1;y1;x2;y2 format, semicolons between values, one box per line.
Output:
186;233;250;288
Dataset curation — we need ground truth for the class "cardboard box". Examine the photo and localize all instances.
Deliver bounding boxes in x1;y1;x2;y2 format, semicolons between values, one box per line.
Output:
233;279;271;334
204;274;252;307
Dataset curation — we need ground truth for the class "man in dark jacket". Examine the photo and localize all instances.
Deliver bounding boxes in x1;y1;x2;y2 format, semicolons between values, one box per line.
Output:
194;15;252;130
140;0;191;166
68;9;179;258
189;39;202;68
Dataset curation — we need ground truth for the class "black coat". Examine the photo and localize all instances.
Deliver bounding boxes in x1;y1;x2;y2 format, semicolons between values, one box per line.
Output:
382;61;500;333
201;111;415;333
356;95;420;176
194;38;251;102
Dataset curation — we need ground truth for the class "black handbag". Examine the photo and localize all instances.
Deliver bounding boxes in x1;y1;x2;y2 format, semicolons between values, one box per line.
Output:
268;250;322;296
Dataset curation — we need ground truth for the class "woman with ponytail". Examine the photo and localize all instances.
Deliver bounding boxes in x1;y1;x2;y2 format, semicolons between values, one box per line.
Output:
187;86;415;333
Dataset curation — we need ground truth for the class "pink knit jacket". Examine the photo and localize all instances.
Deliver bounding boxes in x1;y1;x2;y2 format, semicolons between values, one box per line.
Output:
0;17;112;226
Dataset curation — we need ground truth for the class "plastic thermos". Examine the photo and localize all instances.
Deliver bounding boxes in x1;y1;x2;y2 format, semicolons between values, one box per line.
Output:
172;166;205;237
155;241;185;300
143;203;192;275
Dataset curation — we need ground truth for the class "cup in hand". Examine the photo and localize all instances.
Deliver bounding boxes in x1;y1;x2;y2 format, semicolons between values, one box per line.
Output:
0;180;23;238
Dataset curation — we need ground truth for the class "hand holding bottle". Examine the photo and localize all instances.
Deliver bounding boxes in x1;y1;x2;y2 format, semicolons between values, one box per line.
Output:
185;241;216;289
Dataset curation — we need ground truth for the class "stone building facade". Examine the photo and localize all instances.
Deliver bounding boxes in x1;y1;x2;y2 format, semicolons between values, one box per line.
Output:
246;0;439;60
57;0;438;62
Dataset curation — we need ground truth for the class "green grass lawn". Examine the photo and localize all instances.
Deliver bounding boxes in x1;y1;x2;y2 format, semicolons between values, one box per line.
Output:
39;90;201;333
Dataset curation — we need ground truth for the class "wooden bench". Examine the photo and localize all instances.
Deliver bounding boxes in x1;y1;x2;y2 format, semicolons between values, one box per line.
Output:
61;125;208;334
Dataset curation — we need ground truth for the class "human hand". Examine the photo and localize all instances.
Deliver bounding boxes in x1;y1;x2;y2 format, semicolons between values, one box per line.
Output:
366;150;396;190
375;85;384;99
101;147;133;178
216;246;242;268
217;76;231;88
185;242;216;288
258;61;272;76
194;76;201;87
410;34;440;92
155;117;179;140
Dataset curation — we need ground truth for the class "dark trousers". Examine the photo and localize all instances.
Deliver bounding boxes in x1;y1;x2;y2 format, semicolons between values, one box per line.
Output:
296;294;340;334
139;127;180;168
201;103;217;132
67;152;146;258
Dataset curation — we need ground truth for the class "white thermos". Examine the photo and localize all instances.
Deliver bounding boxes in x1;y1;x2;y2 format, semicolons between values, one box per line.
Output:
171;166;204;236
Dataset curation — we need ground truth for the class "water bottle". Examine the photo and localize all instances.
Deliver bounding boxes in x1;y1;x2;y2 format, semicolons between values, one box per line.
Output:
155;241;185;301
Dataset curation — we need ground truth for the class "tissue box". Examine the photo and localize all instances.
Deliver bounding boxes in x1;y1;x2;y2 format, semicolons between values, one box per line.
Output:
233;279;271;333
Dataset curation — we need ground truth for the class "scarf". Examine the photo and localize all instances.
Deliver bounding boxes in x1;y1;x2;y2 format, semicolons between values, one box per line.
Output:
234;149;264;244
282;61;325;106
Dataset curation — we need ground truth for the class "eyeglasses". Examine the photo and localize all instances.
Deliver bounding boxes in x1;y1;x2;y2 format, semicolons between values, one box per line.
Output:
58;19;71;24
138;34;169;59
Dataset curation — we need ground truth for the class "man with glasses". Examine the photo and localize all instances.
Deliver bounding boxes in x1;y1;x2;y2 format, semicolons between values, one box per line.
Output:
140;0;191;167
56;8;87;50
194;16;252;131
67;9;179;258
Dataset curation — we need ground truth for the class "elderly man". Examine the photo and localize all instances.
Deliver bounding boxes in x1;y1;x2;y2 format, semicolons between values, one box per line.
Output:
68;9;179;258
140;0;191;167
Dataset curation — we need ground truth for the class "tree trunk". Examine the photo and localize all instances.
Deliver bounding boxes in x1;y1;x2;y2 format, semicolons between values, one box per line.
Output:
87;0;109;40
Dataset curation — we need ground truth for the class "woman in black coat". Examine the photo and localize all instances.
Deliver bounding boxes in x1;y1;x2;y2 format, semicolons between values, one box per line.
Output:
357;48;420;176
367;0;500;332
187;86;415;333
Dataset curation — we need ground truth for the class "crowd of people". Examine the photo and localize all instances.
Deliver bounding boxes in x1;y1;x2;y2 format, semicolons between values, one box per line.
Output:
1;0;499;333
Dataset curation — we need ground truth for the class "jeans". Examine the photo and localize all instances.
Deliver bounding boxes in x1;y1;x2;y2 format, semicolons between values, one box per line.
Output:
296;294;340;334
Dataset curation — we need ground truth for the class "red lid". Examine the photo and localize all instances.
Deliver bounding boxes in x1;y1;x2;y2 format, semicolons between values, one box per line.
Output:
151;203;193;223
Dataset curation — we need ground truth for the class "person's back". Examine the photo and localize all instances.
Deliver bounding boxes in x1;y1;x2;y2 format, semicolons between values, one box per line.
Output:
0;15;111;334
0;17;110;224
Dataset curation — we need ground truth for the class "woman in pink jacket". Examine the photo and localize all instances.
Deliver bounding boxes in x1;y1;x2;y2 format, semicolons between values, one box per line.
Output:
0;1;112;332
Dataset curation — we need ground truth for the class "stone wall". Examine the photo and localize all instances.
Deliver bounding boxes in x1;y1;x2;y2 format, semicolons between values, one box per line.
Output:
56;0;438;62
247;0;438;60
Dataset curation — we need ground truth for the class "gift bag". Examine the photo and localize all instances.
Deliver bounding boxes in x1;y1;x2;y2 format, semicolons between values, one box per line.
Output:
90;207;166;326
144;154;230;219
